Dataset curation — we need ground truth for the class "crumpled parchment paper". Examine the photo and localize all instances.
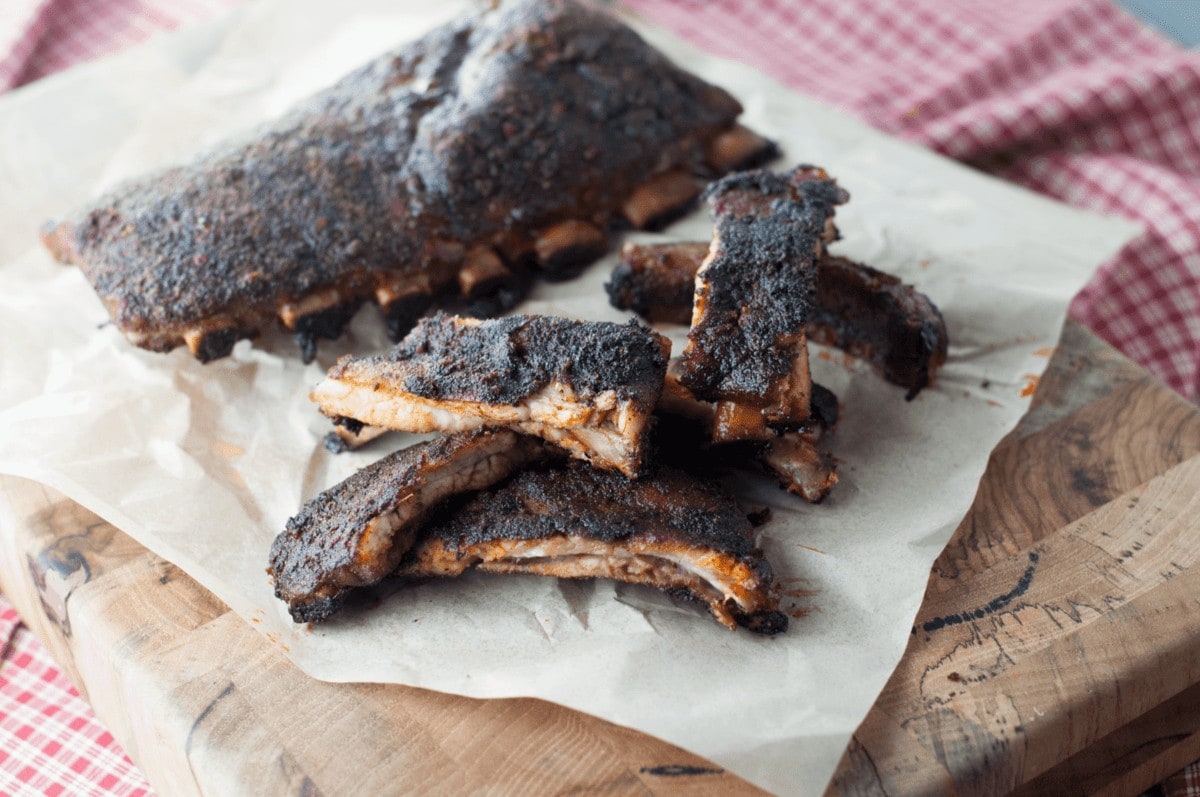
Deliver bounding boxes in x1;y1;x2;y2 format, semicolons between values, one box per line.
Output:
0;2;1140;793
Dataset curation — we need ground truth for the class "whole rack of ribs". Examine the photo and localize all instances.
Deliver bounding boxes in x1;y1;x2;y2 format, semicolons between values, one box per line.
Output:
310;313;670;478
269;429;551;623
41;0;777;363
397;460;788;634
608;242;949;398
676;166;847;442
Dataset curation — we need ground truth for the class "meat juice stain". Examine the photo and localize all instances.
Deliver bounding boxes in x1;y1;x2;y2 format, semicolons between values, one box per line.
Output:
1019;374;1040;398
795;543;827;555
1033;346;1054;357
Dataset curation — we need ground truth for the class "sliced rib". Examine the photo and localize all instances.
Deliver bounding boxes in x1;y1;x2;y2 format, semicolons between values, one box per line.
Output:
609;242;948;397
311;313;670;478
677;166;847;438
399;462;788;634
269;429;549;623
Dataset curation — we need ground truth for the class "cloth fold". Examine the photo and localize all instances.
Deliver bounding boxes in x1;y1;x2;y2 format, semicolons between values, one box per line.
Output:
628;0;1200;400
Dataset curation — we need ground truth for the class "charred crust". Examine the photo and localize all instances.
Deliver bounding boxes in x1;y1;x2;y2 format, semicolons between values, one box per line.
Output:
193;326;256;363
680;166;844;403
809;383;839;429
422;460;760;557
606;242;707;325
338;313;669;408
47;0;753;361
282;594;342;624
322;431;351;454
331;415;365;433
292;300;363;363
733;607;788;635
269;429;541;622
808;255;949;397
381;293;436;343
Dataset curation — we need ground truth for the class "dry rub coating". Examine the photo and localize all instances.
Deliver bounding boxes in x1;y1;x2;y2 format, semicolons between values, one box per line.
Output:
399;461;787;634
42;0;776;363
609;243;948;397
268;429;548;623
677;166;847;439
311;314;670;477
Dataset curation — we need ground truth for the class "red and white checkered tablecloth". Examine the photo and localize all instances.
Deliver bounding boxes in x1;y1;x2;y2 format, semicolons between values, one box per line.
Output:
2;1;1200;795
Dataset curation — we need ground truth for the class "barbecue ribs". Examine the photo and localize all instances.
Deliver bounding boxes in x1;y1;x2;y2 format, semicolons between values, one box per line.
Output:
42;0;776;363
658;368;840;502
609;242;948;397
677;166;847;441
310;314;670;477
398;461;788;634
269;429;549;623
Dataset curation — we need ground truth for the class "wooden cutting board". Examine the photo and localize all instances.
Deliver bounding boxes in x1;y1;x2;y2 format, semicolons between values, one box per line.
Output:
2;319;1199;796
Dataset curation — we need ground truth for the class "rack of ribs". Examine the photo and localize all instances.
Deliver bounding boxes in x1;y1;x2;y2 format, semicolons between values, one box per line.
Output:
676;166;847;441
41;0;777;363
310;313;670;478
609;242;949;398
269;429;550;623
396;461;788;634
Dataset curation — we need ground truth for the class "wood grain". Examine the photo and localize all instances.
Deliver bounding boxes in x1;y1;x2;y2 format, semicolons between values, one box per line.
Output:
3;319;1200;796
0;478;764;796
828;320;1200;796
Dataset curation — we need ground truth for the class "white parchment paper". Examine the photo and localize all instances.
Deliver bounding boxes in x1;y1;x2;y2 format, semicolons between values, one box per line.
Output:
0;2;1140;794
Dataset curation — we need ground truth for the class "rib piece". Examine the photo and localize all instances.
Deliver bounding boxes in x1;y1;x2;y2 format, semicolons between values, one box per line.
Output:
399;462;788;634
322;418;391;454
658;369;840;502
269;429;549;623
311;313;670;478
42;0;774;363
809;256;949;399
677;166;847;439
610;242;948;398
606;241;709;325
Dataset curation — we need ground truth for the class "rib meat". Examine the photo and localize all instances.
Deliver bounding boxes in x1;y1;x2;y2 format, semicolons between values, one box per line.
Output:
41;0;775;363
398;462;788;634
610;242;948;397
658;368;840;502
677;166;847;439
310;313;670;478
606;241;708;325
269;429;549;623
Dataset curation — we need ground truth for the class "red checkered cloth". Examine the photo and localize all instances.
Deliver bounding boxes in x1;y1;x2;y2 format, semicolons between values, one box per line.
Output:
0;0;240;93
0;595;152;797
625;0;1200;402
2;0;1200;795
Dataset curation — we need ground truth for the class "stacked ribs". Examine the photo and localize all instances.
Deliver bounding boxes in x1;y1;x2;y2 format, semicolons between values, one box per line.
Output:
272;314;788;633
36;0;949;635
270;156;949;634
